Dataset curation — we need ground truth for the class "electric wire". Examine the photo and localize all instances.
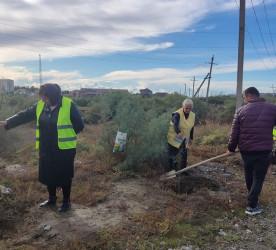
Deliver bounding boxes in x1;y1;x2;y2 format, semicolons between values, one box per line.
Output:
234;0;276;75
250;0;276;67
262;0;276;56
1;2;275;74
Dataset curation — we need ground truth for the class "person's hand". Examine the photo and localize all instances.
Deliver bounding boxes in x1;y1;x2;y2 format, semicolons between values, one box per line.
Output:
188;139;193;146
177;132;183;139
0;121;7;127
227;150;235;156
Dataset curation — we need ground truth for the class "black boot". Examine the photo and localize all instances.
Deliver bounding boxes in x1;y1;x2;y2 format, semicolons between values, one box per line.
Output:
39;197;57;207
58;201;71;213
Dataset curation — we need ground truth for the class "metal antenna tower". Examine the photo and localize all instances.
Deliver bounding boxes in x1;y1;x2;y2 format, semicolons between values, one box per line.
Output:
39;54;43;86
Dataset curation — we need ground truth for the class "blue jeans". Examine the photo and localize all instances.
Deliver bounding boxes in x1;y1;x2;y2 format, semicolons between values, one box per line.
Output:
241;152;271;208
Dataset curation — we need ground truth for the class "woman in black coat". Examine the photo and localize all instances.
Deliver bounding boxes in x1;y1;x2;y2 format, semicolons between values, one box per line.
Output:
0;83;84;213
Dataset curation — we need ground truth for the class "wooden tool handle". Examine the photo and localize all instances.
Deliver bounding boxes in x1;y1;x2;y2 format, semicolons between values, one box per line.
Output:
175;152;228;176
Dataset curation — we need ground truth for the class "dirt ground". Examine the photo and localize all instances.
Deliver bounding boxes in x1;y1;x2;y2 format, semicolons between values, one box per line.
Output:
2;155;276;250
1;162;173;248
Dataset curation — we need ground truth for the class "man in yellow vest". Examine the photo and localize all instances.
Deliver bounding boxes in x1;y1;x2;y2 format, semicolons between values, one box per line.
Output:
166;98;195;174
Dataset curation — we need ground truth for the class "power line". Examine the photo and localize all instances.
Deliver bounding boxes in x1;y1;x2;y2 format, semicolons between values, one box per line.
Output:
39;54;43;86
262;0;276;57
250;0;276;67
234;0;276;75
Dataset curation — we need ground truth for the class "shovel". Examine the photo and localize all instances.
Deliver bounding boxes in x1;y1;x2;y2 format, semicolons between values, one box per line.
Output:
160;151;237;181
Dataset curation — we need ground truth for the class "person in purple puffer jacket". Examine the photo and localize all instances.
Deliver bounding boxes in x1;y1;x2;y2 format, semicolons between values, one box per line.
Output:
227;87;276;216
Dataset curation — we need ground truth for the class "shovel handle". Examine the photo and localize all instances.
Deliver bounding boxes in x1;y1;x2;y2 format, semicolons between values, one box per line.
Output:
160;150;239;180
175;152;228;176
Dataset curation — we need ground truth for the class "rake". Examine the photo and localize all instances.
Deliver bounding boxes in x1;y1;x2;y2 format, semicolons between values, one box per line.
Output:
160;151;238;181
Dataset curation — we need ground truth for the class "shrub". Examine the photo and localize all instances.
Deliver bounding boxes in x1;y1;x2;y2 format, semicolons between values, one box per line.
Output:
201;129;229;146
100;90;131;121
112;94;147;170
99;94;171;171
140;111;171;167
84;103;102;124
73;97;93;107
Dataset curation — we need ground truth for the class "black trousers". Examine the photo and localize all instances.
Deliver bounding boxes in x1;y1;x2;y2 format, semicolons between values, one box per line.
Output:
47;180;72;203
241;152;271;208
167;143;187;171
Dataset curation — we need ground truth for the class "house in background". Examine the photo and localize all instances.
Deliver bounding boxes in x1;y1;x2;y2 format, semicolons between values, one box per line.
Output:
79;88;110;97
69;90;80;97
0;79;14;93
69;88;128;98
154;92;167;97
139;88;152;97
14;88;33;96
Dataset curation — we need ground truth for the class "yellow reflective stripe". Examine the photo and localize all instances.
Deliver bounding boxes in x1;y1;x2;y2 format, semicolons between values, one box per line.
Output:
58;137;77;142
57;125;73;129
173;136;183;143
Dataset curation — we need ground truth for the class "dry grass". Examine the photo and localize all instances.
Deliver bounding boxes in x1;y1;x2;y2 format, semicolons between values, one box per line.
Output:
1;122;276;249
194;121;231;139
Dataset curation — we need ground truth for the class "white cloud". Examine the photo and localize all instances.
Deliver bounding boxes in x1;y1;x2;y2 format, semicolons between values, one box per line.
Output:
0;0;245;62
0;0;273;94
2;53;276;94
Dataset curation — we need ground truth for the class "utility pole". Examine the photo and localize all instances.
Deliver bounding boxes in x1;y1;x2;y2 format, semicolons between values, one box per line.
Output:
39;54;43;87
183;83;187;96
191;76;198;97
236;0;245;110
193;77;195;96
271;84;276;94
192;76;195;97
193;73;210;98
206;55;216;103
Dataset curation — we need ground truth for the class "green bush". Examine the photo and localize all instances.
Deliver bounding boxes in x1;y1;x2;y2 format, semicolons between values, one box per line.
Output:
73;97;93;107
84;103;102;124
192;98;208;124
201;129;229;146
112;94;147;170
140;111;171;166
99;93;171;171
100;90;131;121
206;97;236;124
262;94;276;105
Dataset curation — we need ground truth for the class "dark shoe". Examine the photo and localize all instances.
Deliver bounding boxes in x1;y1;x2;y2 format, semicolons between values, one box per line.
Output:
39;199;56;207
245;206;262;215
58;202;71;213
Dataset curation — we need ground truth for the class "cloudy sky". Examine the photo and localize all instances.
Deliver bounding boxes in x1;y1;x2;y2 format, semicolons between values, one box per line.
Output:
0;0;276;96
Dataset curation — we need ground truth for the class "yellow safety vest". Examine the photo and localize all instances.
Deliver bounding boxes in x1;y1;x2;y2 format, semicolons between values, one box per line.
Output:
273;126;276;142
36;97;77;149
167;108;195;148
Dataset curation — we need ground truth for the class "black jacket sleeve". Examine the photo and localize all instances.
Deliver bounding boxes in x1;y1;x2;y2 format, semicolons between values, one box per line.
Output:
172;113;181;134
190;127;194;140
70;102;84;134
5;104;37;130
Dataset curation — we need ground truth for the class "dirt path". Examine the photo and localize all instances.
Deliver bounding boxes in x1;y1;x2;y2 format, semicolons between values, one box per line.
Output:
9;178;170;248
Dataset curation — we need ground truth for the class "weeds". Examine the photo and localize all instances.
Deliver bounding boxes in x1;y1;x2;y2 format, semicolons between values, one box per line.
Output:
2;114;276;249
